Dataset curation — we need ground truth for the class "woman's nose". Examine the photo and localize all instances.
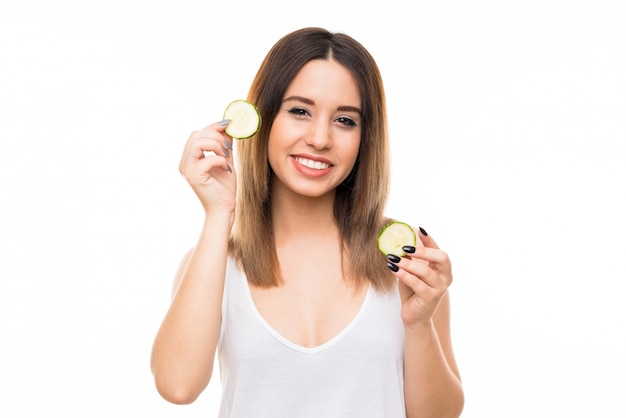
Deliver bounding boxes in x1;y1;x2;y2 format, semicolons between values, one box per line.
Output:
304;119;332;150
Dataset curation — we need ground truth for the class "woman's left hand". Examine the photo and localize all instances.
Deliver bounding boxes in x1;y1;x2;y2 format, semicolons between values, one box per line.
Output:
387;229;453;329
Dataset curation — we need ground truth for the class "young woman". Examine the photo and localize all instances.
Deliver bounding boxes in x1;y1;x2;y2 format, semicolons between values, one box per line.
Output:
151;27;464;417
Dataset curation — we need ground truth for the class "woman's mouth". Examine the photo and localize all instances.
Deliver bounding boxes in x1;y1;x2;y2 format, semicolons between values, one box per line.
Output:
294;156;331;170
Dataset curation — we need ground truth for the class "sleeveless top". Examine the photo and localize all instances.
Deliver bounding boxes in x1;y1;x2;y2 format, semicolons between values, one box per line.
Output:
217;257;407;418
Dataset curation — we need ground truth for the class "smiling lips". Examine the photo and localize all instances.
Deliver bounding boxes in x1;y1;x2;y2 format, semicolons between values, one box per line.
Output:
294;156;331;170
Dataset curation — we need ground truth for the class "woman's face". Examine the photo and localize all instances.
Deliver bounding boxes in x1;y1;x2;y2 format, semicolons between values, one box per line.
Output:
268;58;362;200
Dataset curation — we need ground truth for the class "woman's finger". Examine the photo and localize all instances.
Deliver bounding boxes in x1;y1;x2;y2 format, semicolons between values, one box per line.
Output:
393;261;434;293
185;122;233;156
402;245;450;270
389;255;440;288
417;226;439;250
180;134;233;176
190;154;233;178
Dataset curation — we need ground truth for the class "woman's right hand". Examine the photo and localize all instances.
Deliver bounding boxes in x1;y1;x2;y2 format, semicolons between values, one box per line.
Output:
178;120;236;215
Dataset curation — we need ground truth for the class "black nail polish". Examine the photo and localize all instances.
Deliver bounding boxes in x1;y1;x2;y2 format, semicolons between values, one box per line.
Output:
386;262;399;272
419;226;428;236
402;245;416;254
227;164;232;173
387;254;401;263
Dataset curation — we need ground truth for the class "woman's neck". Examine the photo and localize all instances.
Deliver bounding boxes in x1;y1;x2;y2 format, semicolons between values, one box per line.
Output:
270;185;338;246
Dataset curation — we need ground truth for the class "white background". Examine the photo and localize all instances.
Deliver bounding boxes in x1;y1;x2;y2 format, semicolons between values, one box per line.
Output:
1;0;624;416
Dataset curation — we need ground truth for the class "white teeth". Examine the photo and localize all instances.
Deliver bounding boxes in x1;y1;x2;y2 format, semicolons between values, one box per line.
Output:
296;157;329;170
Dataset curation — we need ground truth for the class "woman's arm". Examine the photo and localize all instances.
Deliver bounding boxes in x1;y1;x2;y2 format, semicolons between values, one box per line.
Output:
387;229;464;417
150;214;232;404
403;292;464;417
150;121;236;404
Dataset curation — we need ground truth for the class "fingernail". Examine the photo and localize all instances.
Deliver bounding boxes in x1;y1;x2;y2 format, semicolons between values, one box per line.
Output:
387;254;401;263
402;245;416;254
222;148;230;158
219;119;231;126
224;139;233;150
386;262;399;272
419;226;428;236
227;164;232;173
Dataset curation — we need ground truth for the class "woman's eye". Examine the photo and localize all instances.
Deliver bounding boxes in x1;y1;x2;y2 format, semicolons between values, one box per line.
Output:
336;116;358;127
287;107;309;117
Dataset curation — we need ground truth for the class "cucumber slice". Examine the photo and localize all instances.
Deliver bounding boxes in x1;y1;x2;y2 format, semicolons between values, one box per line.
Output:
223;99;261;139
377;221;416;257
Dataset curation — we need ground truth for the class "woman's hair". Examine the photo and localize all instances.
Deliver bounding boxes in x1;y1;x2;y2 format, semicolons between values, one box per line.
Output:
230;27;395;292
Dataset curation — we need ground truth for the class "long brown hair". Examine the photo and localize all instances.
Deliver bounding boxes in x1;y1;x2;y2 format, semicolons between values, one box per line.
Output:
229;27;395;292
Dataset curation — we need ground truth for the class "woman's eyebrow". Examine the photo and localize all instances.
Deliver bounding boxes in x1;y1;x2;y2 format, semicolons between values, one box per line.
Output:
283;95;314;105
337;105;362;115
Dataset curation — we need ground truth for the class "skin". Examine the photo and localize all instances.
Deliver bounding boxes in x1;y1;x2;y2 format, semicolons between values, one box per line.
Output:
150;58;464;417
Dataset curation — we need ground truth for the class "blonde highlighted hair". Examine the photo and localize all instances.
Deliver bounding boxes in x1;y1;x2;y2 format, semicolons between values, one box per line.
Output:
229;27;395;292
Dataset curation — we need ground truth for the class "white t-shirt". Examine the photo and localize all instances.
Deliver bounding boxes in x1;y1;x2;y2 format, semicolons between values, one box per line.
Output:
217;257;407;418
